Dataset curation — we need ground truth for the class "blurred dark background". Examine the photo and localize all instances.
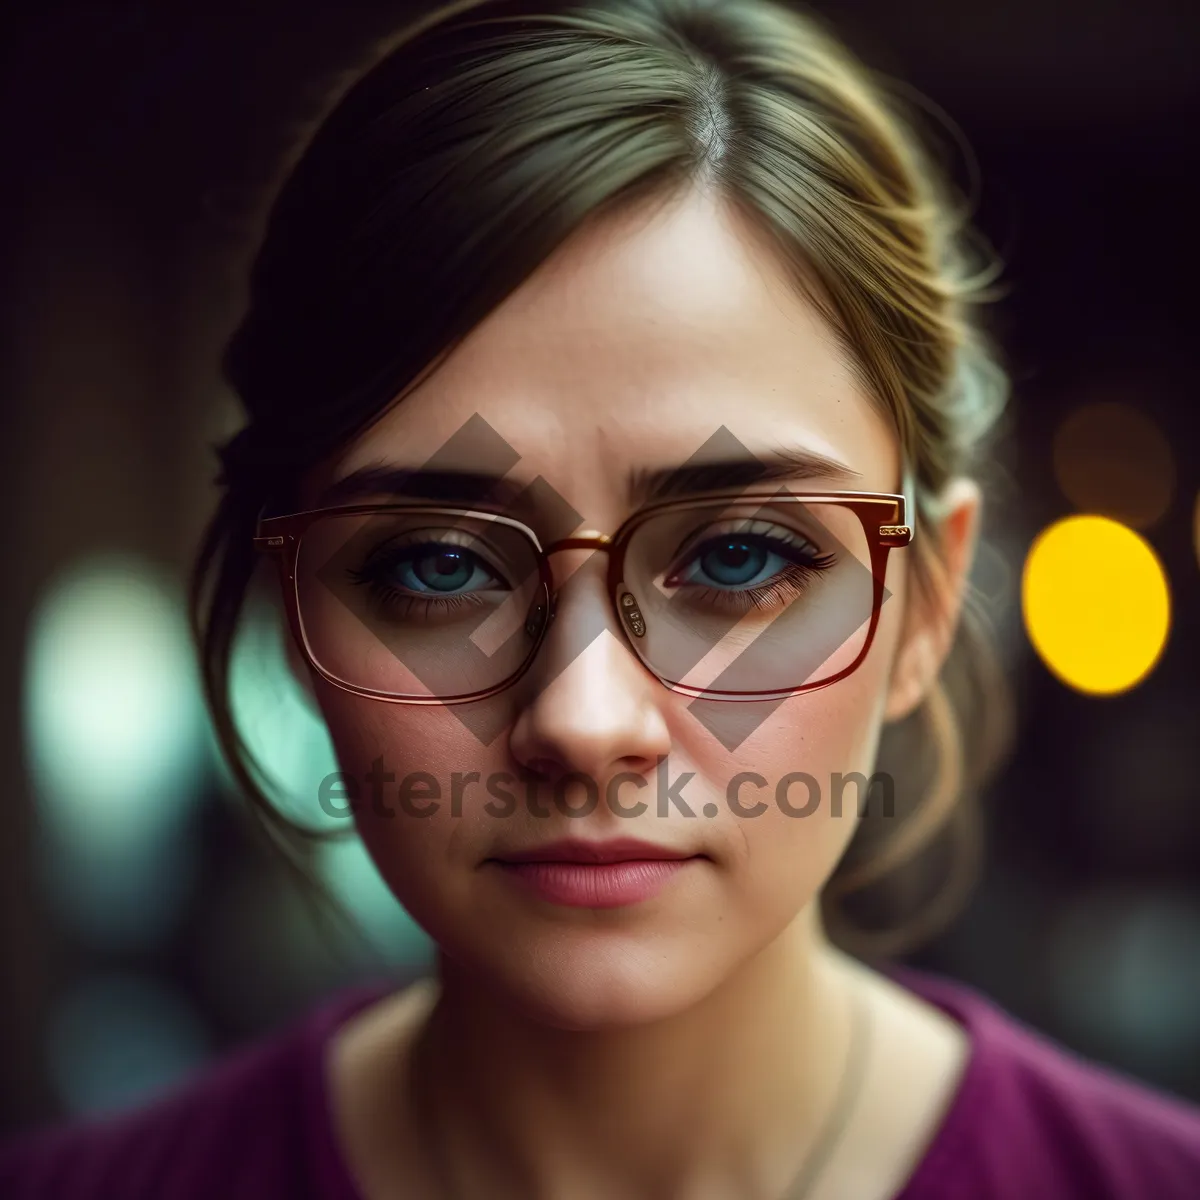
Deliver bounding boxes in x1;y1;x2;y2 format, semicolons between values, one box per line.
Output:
1;0;1198;1133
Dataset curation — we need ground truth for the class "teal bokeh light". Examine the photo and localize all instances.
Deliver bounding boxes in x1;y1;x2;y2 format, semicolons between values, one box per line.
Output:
24;554;208;947
226;601;433;969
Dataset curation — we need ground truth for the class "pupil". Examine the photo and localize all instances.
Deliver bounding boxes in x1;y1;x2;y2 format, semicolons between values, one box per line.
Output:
416;549;472;591
702;540;764;586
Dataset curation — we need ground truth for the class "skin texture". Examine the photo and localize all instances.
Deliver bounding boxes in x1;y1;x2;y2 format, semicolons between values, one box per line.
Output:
300;186;979;1199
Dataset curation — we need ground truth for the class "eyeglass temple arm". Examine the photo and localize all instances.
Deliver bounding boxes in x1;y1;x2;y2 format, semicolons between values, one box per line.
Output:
252;505;290;555
878;464;915;547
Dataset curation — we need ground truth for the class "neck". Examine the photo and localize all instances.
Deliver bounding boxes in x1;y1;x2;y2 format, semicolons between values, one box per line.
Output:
410;906;861;1200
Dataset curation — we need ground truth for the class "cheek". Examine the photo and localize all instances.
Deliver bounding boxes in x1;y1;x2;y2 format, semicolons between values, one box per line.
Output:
311;684;512;934
680;596;899;926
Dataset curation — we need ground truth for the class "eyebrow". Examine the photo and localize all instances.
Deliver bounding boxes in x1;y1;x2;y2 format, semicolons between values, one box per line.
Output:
316;466;530;510
628;445;861;504
316;444;862;512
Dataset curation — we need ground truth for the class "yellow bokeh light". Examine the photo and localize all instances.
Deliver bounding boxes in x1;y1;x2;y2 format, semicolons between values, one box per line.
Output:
1022;515;1170;695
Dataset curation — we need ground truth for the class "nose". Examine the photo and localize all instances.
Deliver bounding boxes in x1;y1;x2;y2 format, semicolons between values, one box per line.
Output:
507;553;671;788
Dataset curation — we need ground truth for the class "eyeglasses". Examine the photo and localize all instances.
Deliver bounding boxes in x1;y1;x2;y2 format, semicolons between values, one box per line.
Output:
254;489;912;705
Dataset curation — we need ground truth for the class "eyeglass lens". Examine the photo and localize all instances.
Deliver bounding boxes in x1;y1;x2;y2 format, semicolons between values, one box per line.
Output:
293;499;877;700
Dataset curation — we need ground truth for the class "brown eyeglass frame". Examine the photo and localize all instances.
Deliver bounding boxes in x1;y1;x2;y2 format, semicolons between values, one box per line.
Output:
253;490;913;705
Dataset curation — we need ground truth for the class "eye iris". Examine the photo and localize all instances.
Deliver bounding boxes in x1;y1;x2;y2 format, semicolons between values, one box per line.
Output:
413;549;473;591
701;540;766;586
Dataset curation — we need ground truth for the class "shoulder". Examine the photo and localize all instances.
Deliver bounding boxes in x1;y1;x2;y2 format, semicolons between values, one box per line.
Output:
0;985;388;1200
894;967;1200;1200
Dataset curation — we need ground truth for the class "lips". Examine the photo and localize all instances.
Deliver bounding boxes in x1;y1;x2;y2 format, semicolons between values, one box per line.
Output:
490;837;698;865
487;838;705;908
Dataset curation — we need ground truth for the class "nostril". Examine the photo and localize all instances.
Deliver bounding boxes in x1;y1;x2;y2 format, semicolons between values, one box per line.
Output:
525;757;559;781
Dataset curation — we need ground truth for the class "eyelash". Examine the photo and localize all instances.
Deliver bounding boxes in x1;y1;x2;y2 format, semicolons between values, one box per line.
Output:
664;530;837;614
678;557;837;614
350;581;485;620
346;539;503;618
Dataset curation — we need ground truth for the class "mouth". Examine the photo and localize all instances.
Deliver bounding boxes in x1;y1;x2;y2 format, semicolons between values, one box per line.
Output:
488;837;703;866
485;839;706;909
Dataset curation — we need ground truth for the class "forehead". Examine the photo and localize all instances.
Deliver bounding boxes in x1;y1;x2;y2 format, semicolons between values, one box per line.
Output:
319;188;900;519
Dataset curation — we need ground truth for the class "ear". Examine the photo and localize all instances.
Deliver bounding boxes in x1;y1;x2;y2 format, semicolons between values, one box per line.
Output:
883;477;982;722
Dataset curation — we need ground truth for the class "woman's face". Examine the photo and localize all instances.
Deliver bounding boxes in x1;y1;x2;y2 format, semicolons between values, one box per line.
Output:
300;187;915;1029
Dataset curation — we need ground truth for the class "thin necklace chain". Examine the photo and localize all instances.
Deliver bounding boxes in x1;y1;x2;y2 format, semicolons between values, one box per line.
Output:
422;980;874;1200
778;977;874;1200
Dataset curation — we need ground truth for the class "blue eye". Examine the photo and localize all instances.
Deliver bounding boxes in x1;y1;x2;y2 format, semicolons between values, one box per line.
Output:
401;546;486;593
349;539;507;608
387;543;501;595
679;533;805;591
660;521;838;615
694;537;780;588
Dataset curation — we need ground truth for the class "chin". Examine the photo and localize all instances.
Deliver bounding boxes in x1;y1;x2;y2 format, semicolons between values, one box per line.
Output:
466;929;731;1031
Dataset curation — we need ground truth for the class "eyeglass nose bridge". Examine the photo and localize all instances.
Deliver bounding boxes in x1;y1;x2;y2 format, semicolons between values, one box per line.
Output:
534;529;633;637
543;530;614;554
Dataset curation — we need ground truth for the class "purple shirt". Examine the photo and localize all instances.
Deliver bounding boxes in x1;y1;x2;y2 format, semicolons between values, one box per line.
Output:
2;969;1199;1198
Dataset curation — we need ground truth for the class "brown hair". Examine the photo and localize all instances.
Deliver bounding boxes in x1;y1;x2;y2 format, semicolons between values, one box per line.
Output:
191;0;1012;956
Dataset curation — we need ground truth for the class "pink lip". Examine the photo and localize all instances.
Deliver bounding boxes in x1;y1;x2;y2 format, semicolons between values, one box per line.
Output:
492;837;696;865
488;839;704;908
